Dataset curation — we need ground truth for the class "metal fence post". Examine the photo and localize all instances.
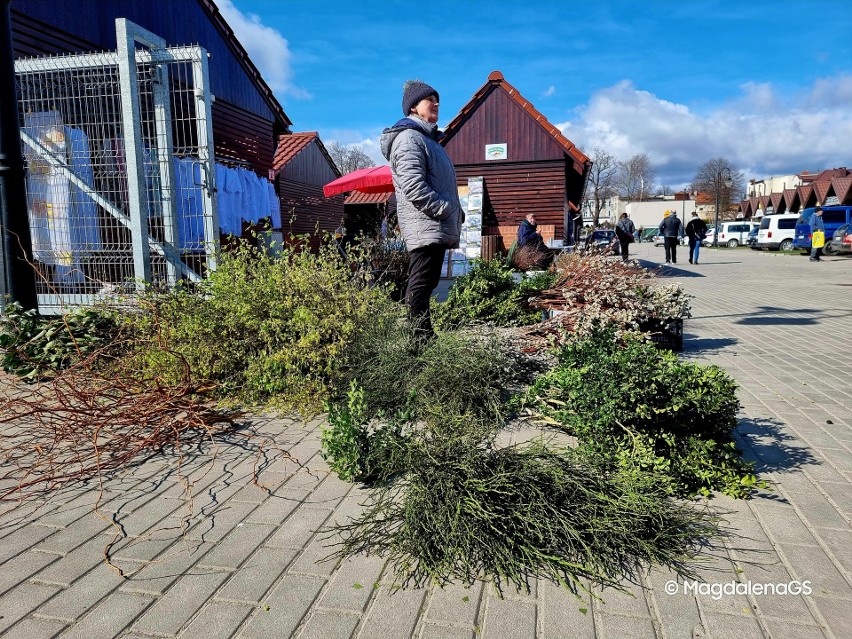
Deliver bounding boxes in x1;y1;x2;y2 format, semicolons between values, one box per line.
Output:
191;48;219;274
116;18;165;289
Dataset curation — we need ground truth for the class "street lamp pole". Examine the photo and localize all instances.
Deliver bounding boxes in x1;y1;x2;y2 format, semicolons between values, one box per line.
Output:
713;167;733;247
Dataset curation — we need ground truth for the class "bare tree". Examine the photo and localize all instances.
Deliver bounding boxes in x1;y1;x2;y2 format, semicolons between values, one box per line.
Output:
327;141;375;174
692;158;745;219
655;184;673;196
617;153;656;202
585;147;619;226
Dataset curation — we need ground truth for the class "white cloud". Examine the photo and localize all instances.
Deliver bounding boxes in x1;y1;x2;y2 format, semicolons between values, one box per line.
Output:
556;77;852;188
543;85;556;98
217;0;309;100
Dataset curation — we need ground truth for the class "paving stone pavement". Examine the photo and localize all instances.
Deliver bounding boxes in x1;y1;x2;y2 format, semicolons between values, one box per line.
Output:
1;243;851;639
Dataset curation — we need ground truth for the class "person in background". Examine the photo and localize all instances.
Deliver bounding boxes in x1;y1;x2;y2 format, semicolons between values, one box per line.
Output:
685;211;708;265
615;212;636;262
809;206;825;262
517;212;546;250
380;79;464;339
658;210;684;264
516;212;553;267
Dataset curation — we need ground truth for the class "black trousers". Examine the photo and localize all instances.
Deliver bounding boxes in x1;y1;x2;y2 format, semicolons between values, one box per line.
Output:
405;243;447;336
619;238;630;260
664;237;679;263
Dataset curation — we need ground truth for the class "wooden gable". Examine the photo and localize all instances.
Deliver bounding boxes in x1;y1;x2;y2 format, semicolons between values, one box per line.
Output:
813;180;832;206
782;188;799;213
273;133;344;246
444;87;568;164
830;176;852;204
440;71;590;250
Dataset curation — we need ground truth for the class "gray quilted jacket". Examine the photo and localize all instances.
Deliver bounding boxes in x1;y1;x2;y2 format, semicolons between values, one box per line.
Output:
380;117;463;251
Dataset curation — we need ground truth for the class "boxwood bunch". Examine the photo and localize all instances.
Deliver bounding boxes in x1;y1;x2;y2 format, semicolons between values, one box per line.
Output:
431;258;556;329
524;326;762;498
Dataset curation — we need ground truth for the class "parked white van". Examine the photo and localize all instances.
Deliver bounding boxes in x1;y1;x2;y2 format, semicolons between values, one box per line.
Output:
703;221;760;247
756;214;798;251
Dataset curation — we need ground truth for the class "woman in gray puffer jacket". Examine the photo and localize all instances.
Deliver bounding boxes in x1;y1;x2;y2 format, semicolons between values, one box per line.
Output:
379;79;464;338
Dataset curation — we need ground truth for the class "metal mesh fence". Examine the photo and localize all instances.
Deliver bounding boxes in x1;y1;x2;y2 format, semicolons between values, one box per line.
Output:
15;31;216;313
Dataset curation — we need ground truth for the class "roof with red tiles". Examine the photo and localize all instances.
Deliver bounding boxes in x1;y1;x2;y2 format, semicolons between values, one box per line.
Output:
813;180;832;205
830;176;852;204
344;190;395;205
798;167;851;184
797;184;814;207
441;70;590;168
782;188;799;210
272;132;340;177
770;192;784;210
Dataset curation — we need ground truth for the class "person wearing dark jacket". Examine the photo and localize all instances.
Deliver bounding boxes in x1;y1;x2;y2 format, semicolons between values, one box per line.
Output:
516;213;553;267
685;212;708;264
379;80;464;338
615;212;636;262
517;213;546;249
658;210;684;264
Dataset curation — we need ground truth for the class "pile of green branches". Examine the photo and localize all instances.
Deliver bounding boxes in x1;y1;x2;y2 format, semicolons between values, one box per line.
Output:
321;322;515;483
0;301;119;380
331;440;721;595
522;325;762;498
431;258;556;330
322;322;726;595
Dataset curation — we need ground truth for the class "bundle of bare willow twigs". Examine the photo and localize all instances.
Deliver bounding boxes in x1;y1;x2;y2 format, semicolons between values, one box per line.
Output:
0;352;238;504
523;251;653;340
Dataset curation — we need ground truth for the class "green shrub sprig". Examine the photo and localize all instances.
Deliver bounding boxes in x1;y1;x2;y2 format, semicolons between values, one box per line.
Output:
523;326;762;498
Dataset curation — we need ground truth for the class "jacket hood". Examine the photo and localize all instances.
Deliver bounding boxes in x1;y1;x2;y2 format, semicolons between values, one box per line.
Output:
380;117;443;160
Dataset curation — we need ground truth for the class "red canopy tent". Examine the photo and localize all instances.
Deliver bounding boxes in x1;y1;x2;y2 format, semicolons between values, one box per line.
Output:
323;165;394;197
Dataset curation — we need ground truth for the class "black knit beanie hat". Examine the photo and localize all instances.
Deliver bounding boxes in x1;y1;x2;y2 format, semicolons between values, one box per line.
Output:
402;80;439;116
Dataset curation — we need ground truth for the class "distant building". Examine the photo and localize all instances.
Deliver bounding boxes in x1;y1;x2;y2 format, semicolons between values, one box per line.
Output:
740;168;852;218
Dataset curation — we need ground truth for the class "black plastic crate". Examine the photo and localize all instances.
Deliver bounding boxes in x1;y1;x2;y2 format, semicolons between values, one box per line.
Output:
639;318;683;352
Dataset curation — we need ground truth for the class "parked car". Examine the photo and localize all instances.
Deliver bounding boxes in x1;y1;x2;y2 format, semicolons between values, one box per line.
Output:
585;229;617;252
793;206;852;255
746;226;759;249
702;221;758;247
827;223;852;255
756;213;798;251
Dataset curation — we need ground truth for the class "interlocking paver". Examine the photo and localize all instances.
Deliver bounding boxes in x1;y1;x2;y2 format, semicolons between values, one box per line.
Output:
179;601;254;639
0;550;59;596
215;546;300;604
295;610;360;639
481;596;536;638
316;555;385;613
0;582;61;634
357;586;426;639
57;592;154;639
1;616;68;639
130;566;231;636
239;574;325;638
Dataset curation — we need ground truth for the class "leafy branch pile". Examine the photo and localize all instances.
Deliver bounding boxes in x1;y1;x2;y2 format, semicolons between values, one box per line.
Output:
121;239;401;415
333;441;720;595
0;301;119;380
322;324;725;594
431;258;556;330
522;327;762;498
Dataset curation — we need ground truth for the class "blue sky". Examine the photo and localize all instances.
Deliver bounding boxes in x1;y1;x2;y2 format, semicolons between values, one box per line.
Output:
222;0;852;190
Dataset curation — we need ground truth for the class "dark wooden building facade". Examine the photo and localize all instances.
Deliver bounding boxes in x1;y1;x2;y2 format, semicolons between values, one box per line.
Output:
442;71;591;251
11;0;292;175
272;132;343;247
